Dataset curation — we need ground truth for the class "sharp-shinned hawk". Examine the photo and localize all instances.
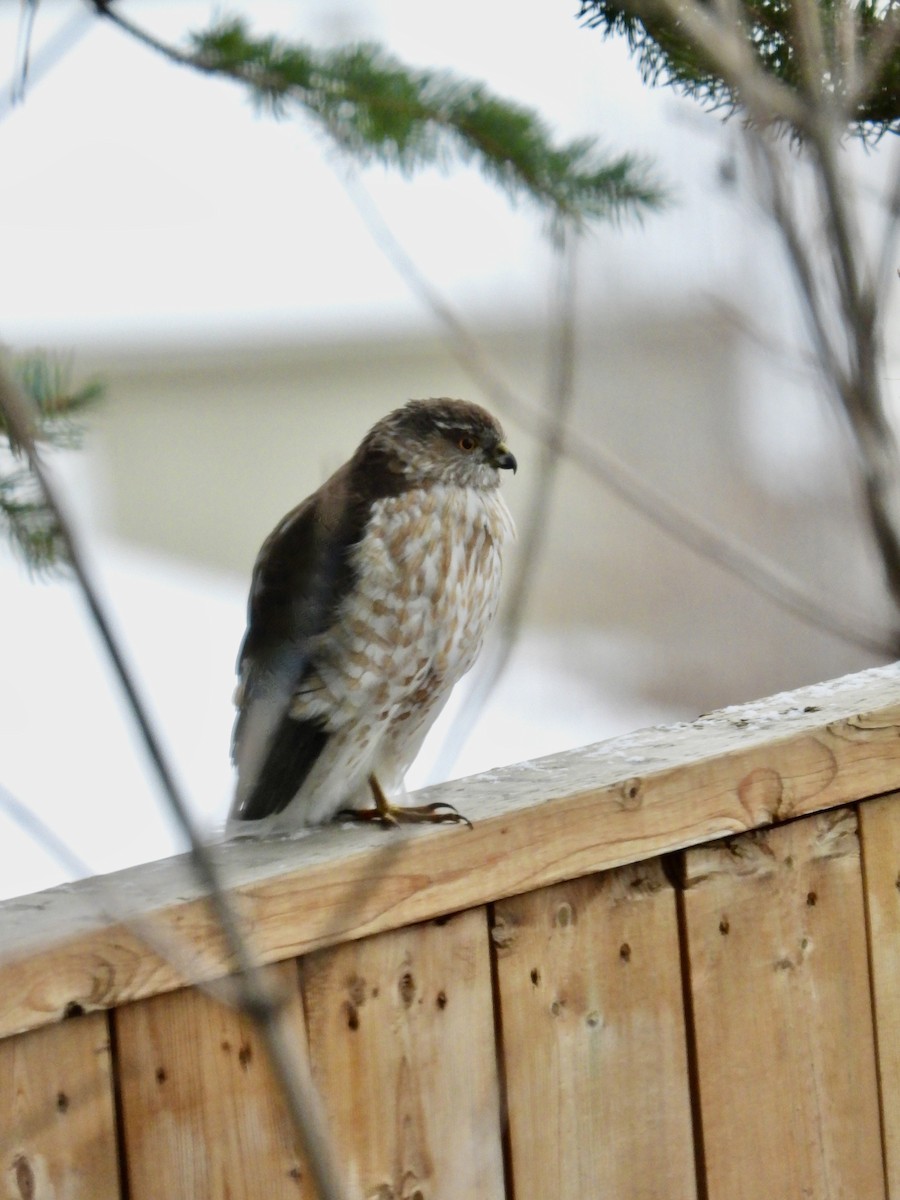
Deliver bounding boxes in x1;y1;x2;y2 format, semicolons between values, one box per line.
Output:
227;398;516;834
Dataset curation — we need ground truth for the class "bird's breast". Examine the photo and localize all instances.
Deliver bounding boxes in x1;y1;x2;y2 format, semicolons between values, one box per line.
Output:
310;484;512;717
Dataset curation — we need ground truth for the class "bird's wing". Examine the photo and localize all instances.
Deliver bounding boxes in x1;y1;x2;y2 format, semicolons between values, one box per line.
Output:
230;462;359;822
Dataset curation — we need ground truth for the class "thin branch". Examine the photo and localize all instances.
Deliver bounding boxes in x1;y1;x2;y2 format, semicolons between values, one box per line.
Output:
610;0;900;623
1;8;93;123
875;147;900;309
640;0;811;127
749;135;850;395
0;780;94;882
851;1;900;111
432;235;580;778
0;365;348;1200
11;0;39;106
835;0;863;103
0;782;237;1017
333;162;898;658
790;0;833;109
794;106;900;608
89;0;196;67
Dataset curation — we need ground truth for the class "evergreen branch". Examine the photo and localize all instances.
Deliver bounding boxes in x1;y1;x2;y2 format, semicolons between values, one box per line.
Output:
0;471;69;572
7;354;102;447
578;0;900;136
0;351;102;573
91;6;664;231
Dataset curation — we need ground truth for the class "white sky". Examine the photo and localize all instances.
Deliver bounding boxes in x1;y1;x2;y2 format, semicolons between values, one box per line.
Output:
0;0;747;349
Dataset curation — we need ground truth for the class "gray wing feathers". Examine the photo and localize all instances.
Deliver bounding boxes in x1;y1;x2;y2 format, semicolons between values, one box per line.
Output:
229;463;358;823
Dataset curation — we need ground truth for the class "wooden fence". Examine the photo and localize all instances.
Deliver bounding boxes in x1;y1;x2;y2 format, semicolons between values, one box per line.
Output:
5;662;900;1198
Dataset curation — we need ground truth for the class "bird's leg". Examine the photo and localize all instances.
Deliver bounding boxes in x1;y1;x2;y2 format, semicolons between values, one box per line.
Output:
337;774;473;829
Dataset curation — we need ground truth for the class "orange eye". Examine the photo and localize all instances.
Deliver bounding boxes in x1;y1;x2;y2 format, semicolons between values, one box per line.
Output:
458;434;477;452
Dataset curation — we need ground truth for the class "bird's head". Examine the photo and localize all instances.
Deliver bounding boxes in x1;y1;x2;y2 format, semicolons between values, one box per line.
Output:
363;398;517;490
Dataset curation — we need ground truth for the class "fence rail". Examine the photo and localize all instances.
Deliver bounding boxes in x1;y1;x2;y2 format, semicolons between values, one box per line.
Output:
4;663;900;1198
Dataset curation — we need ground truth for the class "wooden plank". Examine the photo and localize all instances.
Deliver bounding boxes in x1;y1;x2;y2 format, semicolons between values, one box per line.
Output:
0;1010;120;1199
114;961;314;1199
493;860;697;1200
682;808;885;1200
859;792;900;1198
301;906;505;1200
5;662;900;1039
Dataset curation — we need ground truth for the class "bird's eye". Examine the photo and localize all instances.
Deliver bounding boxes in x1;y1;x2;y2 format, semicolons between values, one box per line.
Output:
458;434;477;452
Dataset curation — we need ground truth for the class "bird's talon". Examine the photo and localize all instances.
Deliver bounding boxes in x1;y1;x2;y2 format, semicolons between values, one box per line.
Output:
335;801;472;829
337;806;397;826
416;802;473;829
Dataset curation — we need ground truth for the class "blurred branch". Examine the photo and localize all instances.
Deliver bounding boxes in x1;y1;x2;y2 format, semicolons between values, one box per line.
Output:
0;362;348;1200
875;151;900;307
0;779;93;883
1;7;93;122
433;235;580;777
334;163;898;657
89;3;664;235
580;0;900;625
11;0;39;105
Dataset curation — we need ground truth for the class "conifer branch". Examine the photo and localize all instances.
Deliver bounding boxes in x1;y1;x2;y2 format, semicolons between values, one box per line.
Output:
0;352;101;573
578;0;900;137
91;5;664;232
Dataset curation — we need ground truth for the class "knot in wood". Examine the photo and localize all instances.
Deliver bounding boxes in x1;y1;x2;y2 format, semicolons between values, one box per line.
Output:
398;971;417;1007
737;767;784;822
490;910;517;949
619;777;643;810
13;1155;35;1200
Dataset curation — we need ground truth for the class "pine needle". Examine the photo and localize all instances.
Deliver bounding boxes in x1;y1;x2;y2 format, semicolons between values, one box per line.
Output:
0;352;102;574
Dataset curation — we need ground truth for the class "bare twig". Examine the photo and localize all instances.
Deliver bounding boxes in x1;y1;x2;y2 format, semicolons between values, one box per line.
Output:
333;162;898;657
433;233;580;777
0;782;248;1062
11;0;39;106
1;7;92;122
0;365;348;1200
875;149;900;309
790;0;832;109
615;0;900;628
0;780;93;883
750;134;850;394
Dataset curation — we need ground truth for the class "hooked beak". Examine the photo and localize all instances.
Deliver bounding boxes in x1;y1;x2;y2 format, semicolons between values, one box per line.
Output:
493;441;517;473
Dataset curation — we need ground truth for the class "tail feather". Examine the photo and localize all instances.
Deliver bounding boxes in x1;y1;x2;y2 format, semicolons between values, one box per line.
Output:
232;714;328;821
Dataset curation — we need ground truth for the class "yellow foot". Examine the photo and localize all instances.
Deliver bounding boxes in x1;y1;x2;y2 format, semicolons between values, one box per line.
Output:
337;774;473;830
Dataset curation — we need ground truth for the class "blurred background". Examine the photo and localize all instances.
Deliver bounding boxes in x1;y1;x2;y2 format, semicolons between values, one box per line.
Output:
1;0;898;898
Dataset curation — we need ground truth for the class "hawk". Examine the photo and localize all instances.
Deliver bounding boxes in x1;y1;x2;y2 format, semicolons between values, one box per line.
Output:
227;398;517;834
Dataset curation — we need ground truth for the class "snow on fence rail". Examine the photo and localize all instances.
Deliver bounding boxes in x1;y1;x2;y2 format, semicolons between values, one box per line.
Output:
4;663;900;1198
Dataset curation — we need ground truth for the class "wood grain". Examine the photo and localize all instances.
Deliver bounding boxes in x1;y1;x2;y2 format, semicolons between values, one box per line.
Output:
114;961;313;1199
0;1011;120;1199
301;906;505;1200
682;808;885;1200
493;862;697;1200
5;663;900;1040
859;791;900;1198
